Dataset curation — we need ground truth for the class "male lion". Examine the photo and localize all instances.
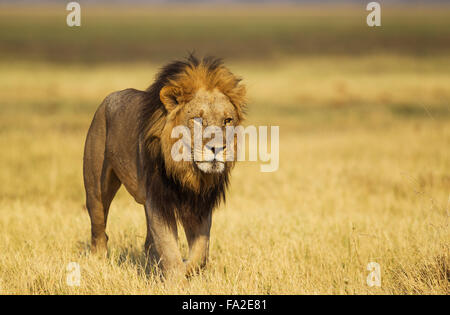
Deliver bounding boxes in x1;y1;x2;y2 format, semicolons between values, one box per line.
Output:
83;55;246;277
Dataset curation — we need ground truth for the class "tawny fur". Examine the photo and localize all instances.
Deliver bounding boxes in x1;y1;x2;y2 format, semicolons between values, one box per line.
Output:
83;55;246;278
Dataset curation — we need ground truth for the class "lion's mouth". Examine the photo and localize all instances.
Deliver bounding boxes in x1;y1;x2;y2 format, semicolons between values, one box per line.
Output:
195;160;225;174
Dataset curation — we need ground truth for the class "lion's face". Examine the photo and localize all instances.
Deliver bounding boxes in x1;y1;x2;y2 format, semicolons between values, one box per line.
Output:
182;89;238;174
161;88;239;176
153;56;246;191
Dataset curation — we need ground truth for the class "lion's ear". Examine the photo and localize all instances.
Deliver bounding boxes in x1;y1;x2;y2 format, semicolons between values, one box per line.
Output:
160;86;180;112
227;83;247;121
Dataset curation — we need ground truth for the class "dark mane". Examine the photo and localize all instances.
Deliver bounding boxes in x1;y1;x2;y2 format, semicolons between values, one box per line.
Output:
139;57;191;136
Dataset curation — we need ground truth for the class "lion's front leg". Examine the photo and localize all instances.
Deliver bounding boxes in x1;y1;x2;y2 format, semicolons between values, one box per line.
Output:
181;212;212;276
144;198;185;280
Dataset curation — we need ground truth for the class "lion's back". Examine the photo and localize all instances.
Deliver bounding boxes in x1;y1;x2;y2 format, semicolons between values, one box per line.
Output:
104;88;147;123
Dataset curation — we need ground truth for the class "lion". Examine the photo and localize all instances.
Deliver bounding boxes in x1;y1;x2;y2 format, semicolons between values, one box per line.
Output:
83;55;246;278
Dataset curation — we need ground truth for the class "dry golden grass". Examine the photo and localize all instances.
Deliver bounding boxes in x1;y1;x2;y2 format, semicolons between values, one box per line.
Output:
0;55;449;294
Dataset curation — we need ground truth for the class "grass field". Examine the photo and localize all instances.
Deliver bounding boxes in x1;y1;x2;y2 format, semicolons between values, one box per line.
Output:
0;5;449;294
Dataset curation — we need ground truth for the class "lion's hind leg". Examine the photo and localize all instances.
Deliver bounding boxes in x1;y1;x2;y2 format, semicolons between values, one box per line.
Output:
83;104;121;257
86;196;108;256
86;165;121;257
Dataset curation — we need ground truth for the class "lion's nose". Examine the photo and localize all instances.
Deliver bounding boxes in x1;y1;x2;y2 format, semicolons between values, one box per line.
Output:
206;144;226;155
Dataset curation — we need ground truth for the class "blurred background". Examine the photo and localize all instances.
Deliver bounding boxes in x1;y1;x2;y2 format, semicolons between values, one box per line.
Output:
1;0;450;62
0;0;449;294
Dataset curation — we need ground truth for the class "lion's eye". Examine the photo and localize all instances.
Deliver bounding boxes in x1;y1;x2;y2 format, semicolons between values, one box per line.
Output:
224;118;233;125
